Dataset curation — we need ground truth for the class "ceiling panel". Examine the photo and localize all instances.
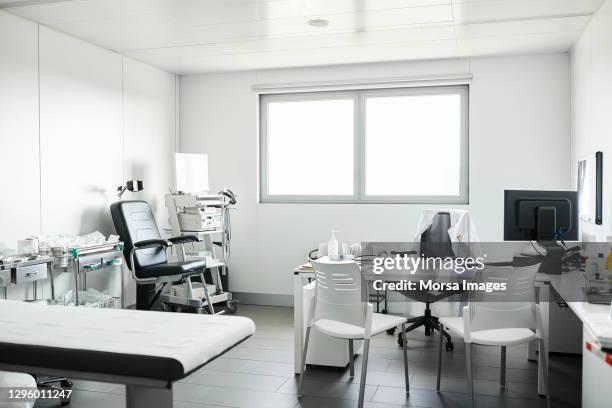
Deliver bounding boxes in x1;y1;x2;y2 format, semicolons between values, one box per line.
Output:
3;0;606;73
162;0;452;27
127;38;461;74
188;5;454;45
2;0;162;25
127;25;456;66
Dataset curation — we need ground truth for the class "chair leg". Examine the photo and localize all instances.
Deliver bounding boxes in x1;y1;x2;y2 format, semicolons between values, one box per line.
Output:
500;346;507;388
465;342;475;408
401;323;409;394
539;338;551;408
358;339;370;408
436;326;443;391
298;326;311;397
349;339;355;378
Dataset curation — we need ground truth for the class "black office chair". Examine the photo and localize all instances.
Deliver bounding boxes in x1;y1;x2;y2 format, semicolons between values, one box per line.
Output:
397;212;458;350
110;200;206;310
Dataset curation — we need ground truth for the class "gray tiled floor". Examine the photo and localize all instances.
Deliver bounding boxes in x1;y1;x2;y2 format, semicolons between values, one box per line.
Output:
35;305;579;408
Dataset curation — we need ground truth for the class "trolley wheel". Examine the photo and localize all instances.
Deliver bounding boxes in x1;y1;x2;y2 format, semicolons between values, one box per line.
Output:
386;327;396;335
225;301;238;314
195;307;204;314
60;380;73;388
445;342;454;352
60;401;70;406
397;332;405;347
381;309;388;314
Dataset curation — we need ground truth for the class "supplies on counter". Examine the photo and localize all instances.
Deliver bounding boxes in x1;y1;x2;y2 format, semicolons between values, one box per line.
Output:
39;231;119;250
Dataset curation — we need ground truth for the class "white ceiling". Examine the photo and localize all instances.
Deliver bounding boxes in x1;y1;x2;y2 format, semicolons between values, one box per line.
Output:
2;0;605;74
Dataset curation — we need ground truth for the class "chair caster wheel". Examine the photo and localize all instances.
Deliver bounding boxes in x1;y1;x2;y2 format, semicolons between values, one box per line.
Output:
445;342;454;351
386;327;396;335
225;301;238;314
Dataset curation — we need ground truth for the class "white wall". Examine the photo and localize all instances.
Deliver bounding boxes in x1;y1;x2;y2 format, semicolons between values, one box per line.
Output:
570;0;612;240
0;11;177;303
180;54;571;298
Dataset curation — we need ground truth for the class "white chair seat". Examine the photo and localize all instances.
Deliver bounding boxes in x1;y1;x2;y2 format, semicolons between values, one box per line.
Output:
314;313;407;339
0;371;37;408
440;317;537;346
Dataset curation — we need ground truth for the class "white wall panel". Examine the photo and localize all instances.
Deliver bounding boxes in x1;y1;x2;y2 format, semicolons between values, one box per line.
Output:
570;0;612;239
38;26;123;237
0;11;177;303
0;12;39;249
123;57;176;226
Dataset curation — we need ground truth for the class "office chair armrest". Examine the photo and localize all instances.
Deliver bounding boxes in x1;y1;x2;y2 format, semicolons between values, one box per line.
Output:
133;239;172;249
168;235;201;245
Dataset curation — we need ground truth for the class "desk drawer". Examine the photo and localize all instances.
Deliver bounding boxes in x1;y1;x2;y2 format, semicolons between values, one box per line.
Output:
12;263;48;284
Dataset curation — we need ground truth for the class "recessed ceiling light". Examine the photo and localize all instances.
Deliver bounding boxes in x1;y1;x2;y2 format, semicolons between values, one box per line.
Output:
307;19;329;28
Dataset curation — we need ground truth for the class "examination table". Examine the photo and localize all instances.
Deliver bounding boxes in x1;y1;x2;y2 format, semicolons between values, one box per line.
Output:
0;300;255;408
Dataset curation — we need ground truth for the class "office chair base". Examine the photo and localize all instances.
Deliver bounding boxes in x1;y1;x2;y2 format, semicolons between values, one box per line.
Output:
398;315;454;351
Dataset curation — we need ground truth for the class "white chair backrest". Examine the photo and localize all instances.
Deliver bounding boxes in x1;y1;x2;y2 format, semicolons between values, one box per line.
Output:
311;257;367;328
468;263;539;332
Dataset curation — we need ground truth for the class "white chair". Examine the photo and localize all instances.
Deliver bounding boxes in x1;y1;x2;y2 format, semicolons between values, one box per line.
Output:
436;262;550;408
298;257;409;408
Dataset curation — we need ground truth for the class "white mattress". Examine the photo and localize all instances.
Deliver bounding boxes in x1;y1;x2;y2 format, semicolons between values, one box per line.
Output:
0;300;255;376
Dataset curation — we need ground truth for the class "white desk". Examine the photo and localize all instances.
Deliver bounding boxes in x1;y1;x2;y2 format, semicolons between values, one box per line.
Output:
537;271;612;406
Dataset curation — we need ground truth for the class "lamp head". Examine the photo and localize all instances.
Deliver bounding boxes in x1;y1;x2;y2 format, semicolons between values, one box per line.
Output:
117;180;144;198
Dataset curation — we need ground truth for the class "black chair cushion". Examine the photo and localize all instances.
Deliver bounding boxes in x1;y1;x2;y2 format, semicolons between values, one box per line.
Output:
136;260;207;279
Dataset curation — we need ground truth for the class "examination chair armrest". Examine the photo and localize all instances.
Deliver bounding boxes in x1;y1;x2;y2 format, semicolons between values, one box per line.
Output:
168;235;201;245
133;239;172;249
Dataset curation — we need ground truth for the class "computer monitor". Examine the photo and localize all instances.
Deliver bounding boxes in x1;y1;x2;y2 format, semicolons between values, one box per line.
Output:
504;190;578;241
504;189;578;274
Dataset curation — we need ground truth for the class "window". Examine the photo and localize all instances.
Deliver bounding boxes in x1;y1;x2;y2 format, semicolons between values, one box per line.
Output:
259;86;468;203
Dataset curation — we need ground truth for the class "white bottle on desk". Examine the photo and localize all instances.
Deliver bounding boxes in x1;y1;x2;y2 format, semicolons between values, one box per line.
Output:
328;230;339;261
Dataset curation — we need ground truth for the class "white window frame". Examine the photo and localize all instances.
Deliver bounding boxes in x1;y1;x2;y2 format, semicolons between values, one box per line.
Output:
259;85;469;204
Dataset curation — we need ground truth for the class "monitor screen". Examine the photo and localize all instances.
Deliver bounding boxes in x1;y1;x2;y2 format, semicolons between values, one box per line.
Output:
504;190;578;241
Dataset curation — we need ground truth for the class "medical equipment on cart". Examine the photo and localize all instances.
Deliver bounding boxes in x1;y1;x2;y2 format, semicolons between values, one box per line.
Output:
164;190;237;314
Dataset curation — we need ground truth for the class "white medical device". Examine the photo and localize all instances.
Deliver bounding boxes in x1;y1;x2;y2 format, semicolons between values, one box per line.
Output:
163;152;238;314
175;152;209;194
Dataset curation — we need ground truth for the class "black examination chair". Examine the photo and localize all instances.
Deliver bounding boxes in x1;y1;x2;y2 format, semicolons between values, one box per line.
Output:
110;200;206;310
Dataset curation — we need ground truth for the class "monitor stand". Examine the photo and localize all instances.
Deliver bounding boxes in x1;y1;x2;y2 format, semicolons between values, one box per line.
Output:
537;241;565;274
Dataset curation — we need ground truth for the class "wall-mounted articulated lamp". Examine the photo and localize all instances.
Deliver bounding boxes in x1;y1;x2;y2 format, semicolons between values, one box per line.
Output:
117;180;143;199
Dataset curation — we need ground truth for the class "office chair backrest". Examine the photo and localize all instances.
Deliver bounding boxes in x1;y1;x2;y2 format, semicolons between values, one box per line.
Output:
420;212;455;258
311;258;367;328
110;200;167;270
468;263;540;332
